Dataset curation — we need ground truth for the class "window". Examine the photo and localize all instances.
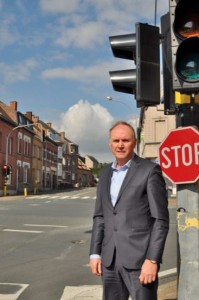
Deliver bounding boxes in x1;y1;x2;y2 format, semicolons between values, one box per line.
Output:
9;137;13;155
18;133;22;153
23;164;30;184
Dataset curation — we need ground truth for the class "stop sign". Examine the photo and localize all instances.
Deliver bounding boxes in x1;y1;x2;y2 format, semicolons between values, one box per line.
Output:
159;126;199;184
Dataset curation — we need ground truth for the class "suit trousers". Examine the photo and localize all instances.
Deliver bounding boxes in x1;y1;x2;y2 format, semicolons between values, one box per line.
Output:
101;250;158;300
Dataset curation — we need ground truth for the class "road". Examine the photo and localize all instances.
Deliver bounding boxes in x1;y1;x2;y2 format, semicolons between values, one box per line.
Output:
0;188;177;300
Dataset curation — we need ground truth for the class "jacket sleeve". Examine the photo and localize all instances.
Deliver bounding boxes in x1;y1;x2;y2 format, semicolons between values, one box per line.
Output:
89;173;105;256
145;164;170;263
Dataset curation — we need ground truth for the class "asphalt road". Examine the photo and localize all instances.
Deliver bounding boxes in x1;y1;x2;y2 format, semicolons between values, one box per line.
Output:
0;188;177;300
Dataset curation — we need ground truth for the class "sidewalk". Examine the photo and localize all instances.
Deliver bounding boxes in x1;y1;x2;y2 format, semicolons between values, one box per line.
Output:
60;279;177;300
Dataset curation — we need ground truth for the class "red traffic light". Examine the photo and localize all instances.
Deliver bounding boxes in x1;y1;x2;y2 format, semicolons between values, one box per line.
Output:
2;165;11;176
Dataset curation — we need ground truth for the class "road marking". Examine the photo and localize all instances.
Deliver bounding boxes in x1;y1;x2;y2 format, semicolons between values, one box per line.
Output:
0;283;29;300
60;196;70;199
3;229;43;233
24;224;68;228
60;285;102;300
159;268;177;277
82;196;90;199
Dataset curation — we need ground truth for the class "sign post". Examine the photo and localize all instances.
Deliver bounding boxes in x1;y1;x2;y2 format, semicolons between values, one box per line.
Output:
159;126;199;300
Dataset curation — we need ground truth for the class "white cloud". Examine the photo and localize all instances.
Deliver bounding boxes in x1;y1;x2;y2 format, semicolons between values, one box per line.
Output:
55;21;106;49
0;59;38;83
41;58;132;87
40;0;81;14
54;100;139;162
0;14;19;48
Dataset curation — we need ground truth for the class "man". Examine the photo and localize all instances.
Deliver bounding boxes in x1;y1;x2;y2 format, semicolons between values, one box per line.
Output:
89;121;169;300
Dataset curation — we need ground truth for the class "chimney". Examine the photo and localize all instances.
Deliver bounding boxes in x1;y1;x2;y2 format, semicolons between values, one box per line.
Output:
60;132;65;140
32;115;39;123
10;101;17;111
25;111;32;120
47;122;52;128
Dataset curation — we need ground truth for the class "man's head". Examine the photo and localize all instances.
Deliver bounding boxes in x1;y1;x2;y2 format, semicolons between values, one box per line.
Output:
109;121;137;167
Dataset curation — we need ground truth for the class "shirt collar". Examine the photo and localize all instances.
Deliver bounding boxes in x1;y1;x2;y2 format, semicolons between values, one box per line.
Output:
111;157;132;171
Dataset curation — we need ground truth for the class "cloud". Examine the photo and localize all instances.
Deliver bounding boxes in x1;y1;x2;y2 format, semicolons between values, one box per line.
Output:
54;100;139;162
0;59;38;83
0;14;19;48
41;58;133;87
56;100;114;161
40;0;81;14
55;21;106;49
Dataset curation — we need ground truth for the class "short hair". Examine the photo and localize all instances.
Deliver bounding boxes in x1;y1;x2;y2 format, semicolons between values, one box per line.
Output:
109;121;136;139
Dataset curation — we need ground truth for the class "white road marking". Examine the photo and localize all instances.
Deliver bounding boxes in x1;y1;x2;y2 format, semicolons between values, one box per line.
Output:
60;285;102;300
159;268;177;277
60;268;177;299
0;283;29;300
24;224;68;228
3;229;43;233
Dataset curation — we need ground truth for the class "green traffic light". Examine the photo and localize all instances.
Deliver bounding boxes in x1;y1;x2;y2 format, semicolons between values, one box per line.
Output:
176;37;199;82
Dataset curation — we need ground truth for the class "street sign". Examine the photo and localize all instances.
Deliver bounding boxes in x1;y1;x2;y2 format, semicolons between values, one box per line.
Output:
159;126;199;184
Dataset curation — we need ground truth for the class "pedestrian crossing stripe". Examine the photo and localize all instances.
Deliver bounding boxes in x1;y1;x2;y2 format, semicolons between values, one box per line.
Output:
0;283;29;300
28;195;96;200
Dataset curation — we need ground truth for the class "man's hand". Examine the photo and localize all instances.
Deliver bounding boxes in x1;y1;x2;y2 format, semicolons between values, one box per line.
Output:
89;258;102;276
139;259;158;285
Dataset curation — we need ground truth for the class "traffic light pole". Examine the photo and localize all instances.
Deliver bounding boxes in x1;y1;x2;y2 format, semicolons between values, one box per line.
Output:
177;182;199;300
176;105;199;300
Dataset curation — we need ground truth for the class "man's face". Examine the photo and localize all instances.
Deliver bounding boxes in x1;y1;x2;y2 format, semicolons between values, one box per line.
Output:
109;124;136;165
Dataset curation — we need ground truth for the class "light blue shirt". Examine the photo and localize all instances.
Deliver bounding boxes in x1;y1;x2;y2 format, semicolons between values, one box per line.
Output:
90;159;132;259
110;159;131;206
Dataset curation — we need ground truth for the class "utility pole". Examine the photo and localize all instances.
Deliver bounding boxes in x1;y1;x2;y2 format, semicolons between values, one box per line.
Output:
161;1;199;298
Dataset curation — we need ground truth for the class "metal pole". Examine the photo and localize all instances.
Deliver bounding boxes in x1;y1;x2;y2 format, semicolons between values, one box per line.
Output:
176;98;199;299
177;183;199;300
154;0;157;26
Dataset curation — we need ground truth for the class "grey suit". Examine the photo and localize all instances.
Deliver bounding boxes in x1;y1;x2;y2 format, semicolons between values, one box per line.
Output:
90;154;169;299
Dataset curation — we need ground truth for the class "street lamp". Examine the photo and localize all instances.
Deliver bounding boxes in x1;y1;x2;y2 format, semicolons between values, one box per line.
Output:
106;96;135;113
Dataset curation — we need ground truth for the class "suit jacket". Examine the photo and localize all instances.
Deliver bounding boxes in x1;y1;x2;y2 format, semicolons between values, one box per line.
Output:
90;154;169;269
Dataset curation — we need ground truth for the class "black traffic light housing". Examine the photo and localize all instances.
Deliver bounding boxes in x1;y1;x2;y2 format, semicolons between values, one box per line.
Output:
109;23;160;107
170;0;199;93
2;165;11;176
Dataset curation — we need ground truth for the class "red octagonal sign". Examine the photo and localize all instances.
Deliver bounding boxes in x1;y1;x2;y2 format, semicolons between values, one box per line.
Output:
159;126;199;184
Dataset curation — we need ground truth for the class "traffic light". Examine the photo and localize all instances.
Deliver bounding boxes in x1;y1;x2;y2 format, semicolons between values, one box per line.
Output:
109;23;160;107
170;0;199;93
2;165;8;176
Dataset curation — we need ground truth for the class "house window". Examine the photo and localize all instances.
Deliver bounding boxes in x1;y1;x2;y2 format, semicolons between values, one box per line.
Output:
23;163;30;184
8;137;13;155
18;133;22;153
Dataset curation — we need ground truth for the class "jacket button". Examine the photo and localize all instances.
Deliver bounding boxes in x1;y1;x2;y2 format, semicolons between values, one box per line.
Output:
114;228;117;231
113;211;117;215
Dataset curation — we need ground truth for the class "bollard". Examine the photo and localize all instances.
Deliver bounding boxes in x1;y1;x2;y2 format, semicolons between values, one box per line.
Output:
24;187;28;197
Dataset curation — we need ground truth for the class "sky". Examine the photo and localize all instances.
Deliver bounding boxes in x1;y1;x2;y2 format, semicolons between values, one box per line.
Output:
0;0;169;162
